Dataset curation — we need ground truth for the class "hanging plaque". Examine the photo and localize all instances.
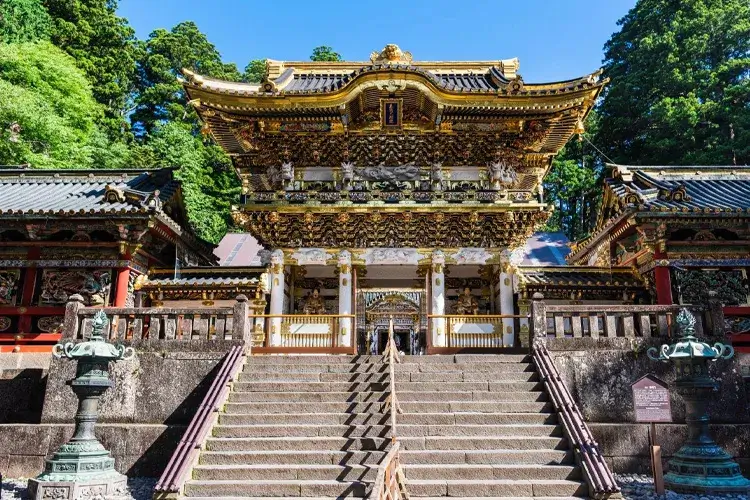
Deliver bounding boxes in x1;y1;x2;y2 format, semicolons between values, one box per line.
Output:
631;374;672;423
381;99;402;128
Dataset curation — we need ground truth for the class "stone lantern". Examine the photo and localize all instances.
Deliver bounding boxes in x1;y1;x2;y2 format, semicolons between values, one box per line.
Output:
28;309;135;500
647;308;750;495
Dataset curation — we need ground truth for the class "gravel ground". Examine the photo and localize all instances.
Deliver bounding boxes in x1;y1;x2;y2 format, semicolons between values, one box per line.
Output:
0;477;156;500
2;475;748;499
616;474;749;500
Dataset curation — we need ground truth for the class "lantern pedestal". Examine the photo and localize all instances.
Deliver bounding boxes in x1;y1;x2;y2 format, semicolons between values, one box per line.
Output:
664;382;750;494
648;308;750;496
28;306;133;500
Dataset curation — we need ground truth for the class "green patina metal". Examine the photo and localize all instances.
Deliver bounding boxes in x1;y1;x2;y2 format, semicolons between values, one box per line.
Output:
35;309;134;482
648;308;750;495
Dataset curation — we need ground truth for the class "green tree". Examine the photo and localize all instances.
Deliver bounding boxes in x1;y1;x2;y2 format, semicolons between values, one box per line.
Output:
597;0;750;165
310;45;342;62
131;21;242;242
243;59;266;83
44;0;138;138
141;122;240;243
132;21;241;136
0;41;104;168
0;0;51;43
544;114;602;241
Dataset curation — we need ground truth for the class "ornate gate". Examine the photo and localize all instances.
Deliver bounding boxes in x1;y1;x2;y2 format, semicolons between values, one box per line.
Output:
356;289;427;355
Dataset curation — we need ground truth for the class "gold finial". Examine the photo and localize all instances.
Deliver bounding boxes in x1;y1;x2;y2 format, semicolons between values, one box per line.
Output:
370;44;413;64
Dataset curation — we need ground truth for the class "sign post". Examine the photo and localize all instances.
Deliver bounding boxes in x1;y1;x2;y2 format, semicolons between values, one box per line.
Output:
631;374;671;495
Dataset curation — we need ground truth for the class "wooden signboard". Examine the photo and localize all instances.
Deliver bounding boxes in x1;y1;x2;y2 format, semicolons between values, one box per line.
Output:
631;374;671;495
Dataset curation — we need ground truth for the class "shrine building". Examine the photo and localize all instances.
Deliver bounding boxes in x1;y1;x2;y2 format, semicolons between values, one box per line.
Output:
180;44;616;353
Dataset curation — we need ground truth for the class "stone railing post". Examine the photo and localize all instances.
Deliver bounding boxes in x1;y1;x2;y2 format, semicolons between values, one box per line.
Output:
530;293;547;346
62;294;85;340
232;295;252;351
707;290;725;337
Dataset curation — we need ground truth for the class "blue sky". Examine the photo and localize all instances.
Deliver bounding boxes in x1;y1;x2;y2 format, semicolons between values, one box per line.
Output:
119;0;636;82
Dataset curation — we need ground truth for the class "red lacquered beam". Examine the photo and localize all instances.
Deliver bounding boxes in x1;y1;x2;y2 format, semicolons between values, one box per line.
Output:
153;345;245;496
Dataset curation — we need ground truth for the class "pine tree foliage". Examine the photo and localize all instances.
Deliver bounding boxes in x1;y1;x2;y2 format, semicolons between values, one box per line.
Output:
0;0;51;43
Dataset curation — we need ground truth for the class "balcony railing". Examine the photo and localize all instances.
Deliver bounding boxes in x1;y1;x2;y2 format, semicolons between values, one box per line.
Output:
429;314;525;349
252;314;357;354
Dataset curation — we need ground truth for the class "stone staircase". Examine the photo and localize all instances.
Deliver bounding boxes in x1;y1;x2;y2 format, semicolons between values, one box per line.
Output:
180;354;587;499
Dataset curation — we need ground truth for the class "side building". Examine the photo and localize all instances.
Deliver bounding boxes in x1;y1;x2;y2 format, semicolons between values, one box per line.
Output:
0;167;216;352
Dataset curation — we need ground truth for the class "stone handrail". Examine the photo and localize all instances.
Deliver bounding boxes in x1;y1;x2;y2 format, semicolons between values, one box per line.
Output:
153;344;246;499
533;343;621;498
529;293;724;342
62;294;253;344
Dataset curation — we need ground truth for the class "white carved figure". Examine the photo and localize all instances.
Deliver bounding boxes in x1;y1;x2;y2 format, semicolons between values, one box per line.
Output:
281;162;294;189
488;160;518;189
508;245;527;267
365;248;419;265
292;248;329;266
341;162;355;187
270;249;285;267
337;249;352;267
431;162;444;190
358;163;420;182
431;249;445;266
452;248;493;265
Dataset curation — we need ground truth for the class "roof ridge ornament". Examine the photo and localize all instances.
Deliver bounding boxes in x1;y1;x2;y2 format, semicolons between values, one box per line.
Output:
370;44;413;64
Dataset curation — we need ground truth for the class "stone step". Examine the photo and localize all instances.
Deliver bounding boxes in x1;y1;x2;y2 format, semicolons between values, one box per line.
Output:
227;391;547;403
405;464;580;481
183;479;369;498
246;354;530;364
406;479;587;498
193;464;378;481
238;367;535;383
242;362;535;374
205;436;565;453
200;450;386;466
218;412;558;426
409;497;583;500
205;437;390;452
222;401;553;415
400;449;574;465
212;424;562;439
232;381;543;395
399;436;567;451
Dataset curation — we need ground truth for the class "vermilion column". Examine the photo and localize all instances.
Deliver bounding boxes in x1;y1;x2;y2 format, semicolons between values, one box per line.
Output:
114;267;131;307
653;250;673;305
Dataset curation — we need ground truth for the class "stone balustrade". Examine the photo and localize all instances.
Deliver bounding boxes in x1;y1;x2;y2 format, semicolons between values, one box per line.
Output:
530;293;725;342
62;294;253;344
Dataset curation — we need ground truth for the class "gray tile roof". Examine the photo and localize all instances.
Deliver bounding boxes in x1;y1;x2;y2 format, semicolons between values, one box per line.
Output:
518;266;643;288
605;166;750;211
0;168;179;216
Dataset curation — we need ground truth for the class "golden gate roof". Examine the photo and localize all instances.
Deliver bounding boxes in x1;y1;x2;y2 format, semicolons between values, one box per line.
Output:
182;44;606;172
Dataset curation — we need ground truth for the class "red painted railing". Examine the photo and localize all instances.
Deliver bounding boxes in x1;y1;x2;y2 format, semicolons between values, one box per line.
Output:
152;345;245;498
533;344;620;499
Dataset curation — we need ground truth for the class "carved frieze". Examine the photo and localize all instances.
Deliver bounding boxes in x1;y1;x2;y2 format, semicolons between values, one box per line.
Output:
38;269;112;306
0;269;20;306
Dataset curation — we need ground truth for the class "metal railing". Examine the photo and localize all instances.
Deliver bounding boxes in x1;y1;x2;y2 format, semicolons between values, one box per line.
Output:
532;343;620;499
152;345;245;499
371;317;409;500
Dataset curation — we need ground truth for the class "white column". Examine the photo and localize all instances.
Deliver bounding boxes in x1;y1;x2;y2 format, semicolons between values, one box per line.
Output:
337;250;352;348
269;249;285;346
499;263;515;347
431;249;446;348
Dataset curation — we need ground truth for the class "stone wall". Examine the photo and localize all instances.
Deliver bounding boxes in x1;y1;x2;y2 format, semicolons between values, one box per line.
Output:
0;353;50;423
590;423;750;475
41;339;242;424
547;337;749;424
0;424;184;478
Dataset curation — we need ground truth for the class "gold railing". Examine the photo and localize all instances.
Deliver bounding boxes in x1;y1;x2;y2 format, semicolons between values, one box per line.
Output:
371;317;409;500
429;314;524;348
250;314;356;353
